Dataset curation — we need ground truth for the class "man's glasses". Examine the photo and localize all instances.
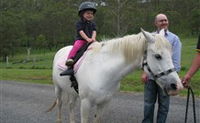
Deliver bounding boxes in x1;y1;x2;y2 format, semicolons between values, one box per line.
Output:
158;19;168;22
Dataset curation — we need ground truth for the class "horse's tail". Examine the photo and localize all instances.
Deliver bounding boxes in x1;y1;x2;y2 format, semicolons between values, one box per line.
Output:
45;98;57;112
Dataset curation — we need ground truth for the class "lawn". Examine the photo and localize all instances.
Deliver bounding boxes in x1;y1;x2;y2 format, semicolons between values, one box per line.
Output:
0;37;199;96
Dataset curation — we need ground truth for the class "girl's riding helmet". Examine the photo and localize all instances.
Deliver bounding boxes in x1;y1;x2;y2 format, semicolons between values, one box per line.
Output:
78;2;97;16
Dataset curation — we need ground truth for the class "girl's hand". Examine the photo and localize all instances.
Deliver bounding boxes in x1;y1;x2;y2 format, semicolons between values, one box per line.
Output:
92;38;96;42
86;38;93;42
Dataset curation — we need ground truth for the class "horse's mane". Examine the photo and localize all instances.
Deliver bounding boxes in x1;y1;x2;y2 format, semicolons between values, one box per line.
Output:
101;33;146;62
101;32;171;63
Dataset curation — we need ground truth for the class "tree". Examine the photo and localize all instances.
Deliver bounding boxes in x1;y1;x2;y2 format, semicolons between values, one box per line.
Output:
0;11;23;61
0;0;199;58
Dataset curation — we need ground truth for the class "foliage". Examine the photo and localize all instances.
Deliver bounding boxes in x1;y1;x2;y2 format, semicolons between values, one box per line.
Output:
0;0;199;60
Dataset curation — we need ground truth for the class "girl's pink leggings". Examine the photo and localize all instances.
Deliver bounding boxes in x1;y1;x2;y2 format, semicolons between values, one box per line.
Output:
67;40;87;59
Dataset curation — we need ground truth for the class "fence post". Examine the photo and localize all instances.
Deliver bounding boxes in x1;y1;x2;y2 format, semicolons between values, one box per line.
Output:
6;56;9;66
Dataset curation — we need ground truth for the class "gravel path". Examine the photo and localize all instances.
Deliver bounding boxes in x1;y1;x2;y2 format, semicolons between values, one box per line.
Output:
0;80;199;123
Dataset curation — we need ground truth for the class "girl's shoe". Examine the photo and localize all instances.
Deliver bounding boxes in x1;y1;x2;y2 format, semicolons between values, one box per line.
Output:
65;59;74;66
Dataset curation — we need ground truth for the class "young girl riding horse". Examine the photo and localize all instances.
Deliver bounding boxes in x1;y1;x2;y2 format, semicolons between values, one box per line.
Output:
60;1;97;76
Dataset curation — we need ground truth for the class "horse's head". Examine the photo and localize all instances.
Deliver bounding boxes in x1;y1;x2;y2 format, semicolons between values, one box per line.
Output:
141;29;183;96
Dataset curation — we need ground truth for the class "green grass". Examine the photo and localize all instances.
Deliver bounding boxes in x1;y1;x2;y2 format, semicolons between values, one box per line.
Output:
0;37;199;96
181;37;197;69
1;68;52;84
0;52;54;69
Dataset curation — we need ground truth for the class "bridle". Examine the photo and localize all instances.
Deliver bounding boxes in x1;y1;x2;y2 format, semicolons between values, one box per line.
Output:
142;50;176;80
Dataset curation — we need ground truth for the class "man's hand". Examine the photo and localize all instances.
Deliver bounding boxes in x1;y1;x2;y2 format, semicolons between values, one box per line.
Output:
141;72;148;83
182;74;191;88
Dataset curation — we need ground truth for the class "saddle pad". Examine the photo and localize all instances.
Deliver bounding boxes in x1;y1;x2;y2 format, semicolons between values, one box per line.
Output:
57;43;98;72
57;57;68;71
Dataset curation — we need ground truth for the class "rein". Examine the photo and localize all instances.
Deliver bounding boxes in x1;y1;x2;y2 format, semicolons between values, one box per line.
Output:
142;50;176;80
184;86;197;123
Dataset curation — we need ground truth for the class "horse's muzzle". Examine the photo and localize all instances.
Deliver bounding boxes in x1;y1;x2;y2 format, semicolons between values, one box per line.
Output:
164;82;183;96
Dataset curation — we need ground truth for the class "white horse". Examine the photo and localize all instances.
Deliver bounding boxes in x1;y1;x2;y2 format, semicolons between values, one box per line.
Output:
48;29;183;123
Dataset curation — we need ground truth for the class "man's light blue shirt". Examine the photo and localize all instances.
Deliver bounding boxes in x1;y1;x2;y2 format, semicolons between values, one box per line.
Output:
163;30;182;72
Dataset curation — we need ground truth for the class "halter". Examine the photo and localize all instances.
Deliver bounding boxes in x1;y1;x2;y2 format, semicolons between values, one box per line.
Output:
142;50;176;80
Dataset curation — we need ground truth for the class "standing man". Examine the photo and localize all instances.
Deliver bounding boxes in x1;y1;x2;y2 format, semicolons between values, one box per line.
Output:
141;13;182;123
182;35;200;87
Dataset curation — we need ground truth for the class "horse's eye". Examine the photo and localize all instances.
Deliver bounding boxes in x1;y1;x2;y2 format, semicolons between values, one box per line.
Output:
155;54;162;60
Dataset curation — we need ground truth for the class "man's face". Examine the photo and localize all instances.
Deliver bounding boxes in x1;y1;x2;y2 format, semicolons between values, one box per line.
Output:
155;15;169;30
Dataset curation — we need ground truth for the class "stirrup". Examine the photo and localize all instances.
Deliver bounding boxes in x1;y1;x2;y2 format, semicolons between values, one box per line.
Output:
60;68;74;76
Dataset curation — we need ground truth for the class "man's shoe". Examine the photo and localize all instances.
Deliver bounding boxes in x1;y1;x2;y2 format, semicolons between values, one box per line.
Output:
65;59;74;66
60;68;74;76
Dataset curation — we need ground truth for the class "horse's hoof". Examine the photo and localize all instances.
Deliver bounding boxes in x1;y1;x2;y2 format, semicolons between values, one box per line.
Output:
56;119;62;123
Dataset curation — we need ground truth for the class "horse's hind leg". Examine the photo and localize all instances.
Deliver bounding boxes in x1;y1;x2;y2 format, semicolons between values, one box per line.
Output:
68;94;78;123
80;99;91;123
55;86;63;123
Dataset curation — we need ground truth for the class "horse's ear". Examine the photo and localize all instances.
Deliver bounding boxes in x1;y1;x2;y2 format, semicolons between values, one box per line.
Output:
141;28;155;43
159;29;165;36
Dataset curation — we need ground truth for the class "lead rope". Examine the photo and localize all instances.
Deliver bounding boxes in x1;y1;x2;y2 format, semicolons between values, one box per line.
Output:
184;86;196;123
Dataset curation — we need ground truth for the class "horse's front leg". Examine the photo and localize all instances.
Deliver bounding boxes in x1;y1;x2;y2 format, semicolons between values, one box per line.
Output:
80;99;91;123
93;104;102;123
94;101;109;123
